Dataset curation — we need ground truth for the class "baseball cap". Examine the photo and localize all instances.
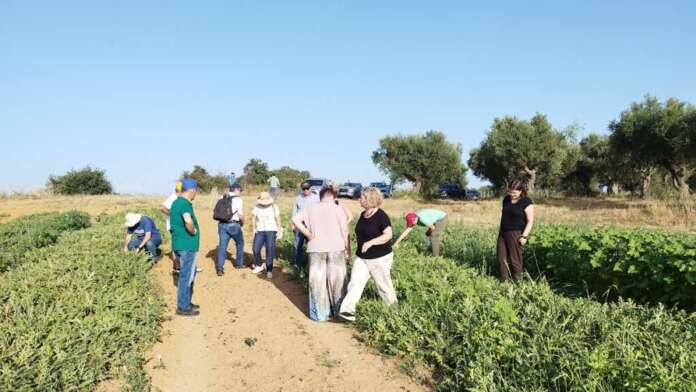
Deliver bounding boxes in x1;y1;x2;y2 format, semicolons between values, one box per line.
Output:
181;178;198;191
301;182;311;189
406;212;418;228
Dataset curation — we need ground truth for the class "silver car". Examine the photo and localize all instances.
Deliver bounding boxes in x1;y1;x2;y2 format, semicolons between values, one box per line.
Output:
338;183;363;199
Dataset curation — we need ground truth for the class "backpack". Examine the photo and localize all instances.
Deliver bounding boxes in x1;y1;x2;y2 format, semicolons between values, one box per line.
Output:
213;194;238;222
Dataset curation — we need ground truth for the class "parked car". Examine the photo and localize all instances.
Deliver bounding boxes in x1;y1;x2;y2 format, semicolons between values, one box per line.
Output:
465;189;481;200
438;183;466;199
370;182;393;198
338;182;363;199
303;178;330;194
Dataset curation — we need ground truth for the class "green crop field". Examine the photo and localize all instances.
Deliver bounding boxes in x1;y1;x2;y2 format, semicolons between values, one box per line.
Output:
276;215;696;391
0;212;164;391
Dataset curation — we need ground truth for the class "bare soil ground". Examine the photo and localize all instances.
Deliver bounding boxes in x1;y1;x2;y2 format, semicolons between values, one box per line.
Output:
1;193;693;392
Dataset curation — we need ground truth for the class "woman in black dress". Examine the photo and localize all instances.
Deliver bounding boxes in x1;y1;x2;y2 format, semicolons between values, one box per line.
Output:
497;180;535;282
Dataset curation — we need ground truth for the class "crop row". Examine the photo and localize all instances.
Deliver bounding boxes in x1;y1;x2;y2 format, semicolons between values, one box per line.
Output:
0;211;91;272
0;212;164;391
438;223;696;310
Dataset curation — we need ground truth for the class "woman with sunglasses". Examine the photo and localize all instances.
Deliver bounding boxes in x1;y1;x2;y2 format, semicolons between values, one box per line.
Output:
497;180;535;282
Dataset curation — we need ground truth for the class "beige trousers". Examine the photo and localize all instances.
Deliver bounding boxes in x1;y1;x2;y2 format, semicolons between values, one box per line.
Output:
339;252;397;319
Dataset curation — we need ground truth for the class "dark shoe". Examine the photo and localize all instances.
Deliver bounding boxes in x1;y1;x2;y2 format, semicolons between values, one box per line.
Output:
217;270;224;276
190;303;200;309
176;308;200;317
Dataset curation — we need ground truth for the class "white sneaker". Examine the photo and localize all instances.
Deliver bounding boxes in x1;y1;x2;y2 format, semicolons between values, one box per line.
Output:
252;265;266;274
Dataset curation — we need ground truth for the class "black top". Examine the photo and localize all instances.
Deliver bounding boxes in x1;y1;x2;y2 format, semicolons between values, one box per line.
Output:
500;195;533;232
355;209;392;259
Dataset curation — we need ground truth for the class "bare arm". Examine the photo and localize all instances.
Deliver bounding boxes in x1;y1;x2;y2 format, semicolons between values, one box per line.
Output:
159;205;170;216
341;219;350;256
291;213;313;239
123;233;132;252
183;213;196;235
362;226;393;254
138;232;152;249
393;227;413;248
519;205;535;245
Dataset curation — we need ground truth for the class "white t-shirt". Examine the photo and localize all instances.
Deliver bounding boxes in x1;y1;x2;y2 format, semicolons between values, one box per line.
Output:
161;193;178;231
253;205;280;232
219;193;244;222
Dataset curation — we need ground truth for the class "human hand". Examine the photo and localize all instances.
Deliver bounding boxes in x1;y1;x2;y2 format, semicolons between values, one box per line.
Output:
518;237;528;246
361;241;372;254
123;246;129;253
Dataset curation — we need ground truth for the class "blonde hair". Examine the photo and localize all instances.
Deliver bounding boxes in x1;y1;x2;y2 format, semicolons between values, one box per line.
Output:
362;187;383;208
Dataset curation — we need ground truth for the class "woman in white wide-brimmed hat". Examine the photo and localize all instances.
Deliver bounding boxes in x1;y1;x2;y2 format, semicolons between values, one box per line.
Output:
252;191;283;278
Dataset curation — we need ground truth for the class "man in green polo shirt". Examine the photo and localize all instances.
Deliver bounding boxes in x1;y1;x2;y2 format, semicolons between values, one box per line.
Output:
394;208;448;256
171;178;201;316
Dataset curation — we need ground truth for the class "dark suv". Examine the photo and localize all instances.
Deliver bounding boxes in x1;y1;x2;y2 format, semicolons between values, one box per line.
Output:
338;183;363;199
370;182;393;198
439;183;466;199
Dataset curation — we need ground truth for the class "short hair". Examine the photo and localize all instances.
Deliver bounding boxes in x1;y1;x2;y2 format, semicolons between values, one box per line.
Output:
319;186;337;200
361;187;383;208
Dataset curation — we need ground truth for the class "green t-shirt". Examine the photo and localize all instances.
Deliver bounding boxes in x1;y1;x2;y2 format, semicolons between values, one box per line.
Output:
268;176;280;188
170;196;200;251
416;208;447;227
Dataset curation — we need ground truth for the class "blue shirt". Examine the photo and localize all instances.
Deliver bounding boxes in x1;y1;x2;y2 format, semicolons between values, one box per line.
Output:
292;192;320;217
127;216;162;242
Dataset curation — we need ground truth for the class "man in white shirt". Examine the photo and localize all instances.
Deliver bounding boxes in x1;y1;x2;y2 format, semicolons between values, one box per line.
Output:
160;182;181;273
215;183;245;276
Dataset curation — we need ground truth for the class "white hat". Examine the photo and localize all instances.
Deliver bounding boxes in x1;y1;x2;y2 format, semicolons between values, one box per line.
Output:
124;213;142;228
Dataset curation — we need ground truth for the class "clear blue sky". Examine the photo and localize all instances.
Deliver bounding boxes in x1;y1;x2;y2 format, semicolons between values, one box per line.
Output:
2;1;695;194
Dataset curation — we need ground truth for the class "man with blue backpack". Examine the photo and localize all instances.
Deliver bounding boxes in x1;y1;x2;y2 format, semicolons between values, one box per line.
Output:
214;183;245;276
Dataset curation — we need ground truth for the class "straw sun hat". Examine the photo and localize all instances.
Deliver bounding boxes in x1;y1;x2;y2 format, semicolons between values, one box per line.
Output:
257;192;274;206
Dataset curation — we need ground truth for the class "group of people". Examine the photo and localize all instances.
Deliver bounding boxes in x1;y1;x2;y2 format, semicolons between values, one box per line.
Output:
122;177;535;319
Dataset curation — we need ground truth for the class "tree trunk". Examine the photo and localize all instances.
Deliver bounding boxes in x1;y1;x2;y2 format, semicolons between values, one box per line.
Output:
610;182;619;194
522;166;537;195
640;173;651;199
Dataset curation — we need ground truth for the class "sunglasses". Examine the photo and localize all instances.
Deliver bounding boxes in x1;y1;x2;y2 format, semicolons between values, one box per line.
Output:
302;187;310;190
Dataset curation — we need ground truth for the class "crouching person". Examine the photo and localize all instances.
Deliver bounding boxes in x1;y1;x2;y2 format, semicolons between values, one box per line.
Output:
124;213;162;261
339;187;396;321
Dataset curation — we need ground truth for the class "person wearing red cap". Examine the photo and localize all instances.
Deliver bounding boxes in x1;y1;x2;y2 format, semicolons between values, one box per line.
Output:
394;208;448;256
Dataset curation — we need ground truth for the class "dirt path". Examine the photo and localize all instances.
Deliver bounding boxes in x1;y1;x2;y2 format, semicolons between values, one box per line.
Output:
145;202;426;392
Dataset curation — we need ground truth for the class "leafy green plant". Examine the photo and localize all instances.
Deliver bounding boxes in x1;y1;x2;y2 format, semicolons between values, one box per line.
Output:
0;211;164;391
0;210;91;272
355;243;696;391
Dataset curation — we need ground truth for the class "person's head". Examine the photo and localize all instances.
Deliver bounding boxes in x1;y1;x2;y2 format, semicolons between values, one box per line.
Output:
229;183;242;195
319;185;337;201
360;187;383;210
301;182;312;196
405;212;418;228
507;180;526;200
175;181;183;195
257;191;273;207
124;212;142;228
181;178;198;200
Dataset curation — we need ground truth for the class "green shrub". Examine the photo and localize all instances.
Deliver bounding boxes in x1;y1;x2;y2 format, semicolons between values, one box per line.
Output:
0;211;91;272
47;166;113;195
0;213;163;391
